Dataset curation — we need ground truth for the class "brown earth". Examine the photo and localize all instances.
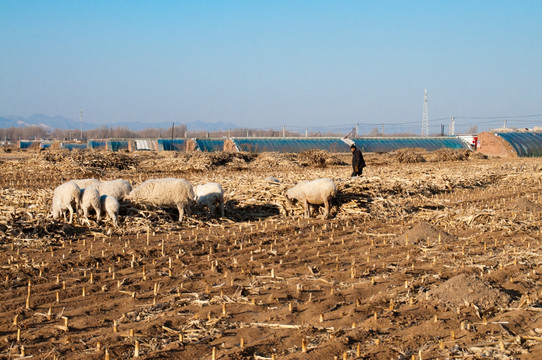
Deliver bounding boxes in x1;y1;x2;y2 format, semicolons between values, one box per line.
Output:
1;148;542;359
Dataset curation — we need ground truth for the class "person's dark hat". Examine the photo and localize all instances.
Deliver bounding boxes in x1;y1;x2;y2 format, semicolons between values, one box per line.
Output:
350;143;356;149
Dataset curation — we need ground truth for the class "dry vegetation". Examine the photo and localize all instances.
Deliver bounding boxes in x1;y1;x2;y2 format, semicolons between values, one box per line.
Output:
1;147;542;359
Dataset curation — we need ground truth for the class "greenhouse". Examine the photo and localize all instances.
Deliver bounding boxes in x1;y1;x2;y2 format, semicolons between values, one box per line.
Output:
62;143;87;151
87;140;107;150
18;140;41;149
133;139;157;151
157;139;186;152
106;140;130;152
230;137;350;153
194;139;225;152
351;137;471;153
478;131;542;157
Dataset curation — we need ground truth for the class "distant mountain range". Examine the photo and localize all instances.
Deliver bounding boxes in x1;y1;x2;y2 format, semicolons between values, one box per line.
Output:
0;114;239;132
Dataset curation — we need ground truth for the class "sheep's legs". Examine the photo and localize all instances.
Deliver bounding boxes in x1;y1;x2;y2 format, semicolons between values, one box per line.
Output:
95;206;102;222
178;203;191;223
323;197;332;219
67;205;74;223
177;206;184;223
219;202;224;218
303;199;311;218
111;212;118;227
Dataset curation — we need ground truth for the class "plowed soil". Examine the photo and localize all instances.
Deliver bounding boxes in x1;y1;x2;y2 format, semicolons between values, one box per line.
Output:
1;148;542;359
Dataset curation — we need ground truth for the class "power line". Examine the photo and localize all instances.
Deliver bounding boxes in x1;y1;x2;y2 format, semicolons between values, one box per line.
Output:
454;113;542;119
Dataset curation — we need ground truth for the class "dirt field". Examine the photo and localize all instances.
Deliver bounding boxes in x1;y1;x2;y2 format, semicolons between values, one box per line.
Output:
1;147;542;359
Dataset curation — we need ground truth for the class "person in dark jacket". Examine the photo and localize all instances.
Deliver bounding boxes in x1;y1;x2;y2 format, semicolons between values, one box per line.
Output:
350;143;365;177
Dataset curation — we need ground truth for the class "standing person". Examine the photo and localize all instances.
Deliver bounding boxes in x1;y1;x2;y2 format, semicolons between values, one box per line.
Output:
350;143;365;177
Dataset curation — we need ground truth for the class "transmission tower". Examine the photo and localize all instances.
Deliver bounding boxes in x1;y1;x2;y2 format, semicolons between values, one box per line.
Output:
421;89;429;136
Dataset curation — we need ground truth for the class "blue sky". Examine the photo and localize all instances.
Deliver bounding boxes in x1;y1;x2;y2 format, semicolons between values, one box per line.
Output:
1;1;541;133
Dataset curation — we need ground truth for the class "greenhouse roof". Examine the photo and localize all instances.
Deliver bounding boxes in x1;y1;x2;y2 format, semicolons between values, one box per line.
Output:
157;139;186;151
195;139;224;152
351;137;470;153
88;140;106;149
62;143;88;150
107;140;129;152
231;137;350;153
495;132;542;157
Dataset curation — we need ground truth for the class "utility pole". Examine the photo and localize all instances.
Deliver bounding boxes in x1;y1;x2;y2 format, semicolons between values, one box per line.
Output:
503;119;507;129
421;89;429;136
355;123;359;138
381;124;384;137
282;126;286;138
79;110;84;141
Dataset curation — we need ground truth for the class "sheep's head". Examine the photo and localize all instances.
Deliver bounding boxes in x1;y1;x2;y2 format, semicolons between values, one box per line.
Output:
51;208;61;220
125;191;135;201
284;189;296;205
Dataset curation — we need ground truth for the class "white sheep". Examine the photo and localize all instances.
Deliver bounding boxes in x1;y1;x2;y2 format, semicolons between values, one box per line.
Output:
96;179;132;200
101;195;120;227
80;187;101;225
194;182;224;218
127;178;195;223
51;181;81;223
69;178;101;189
285;178;337;219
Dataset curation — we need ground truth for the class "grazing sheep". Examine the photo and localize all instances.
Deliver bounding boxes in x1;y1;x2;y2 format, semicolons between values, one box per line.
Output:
194;182;224;218
127;178;195;223
80;187;101;225
101;195;120;227
285;178;337;219
69;178;101;189
97;179;132;200
51;181;81;223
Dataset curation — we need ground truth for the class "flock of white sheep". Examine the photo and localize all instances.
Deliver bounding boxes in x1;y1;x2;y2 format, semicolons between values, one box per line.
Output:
50;177;337;227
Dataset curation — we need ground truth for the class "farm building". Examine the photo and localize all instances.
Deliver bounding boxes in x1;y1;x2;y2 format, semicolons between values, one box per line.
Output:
478;131;542;157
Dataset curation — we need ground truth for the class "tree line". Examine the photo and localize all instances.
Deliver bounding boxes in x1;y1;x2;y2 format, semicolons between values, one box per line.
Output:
0;124;432;143
0;124;311;142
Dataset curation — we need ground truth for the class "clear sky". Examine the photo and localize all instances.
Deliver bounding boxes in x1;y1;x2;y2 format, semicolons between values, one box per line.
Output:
1;1;541;133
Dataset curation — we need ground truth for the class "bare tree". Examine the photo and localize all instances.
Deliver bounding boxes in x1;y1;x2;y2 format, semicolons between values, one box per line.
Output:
466;125;478;134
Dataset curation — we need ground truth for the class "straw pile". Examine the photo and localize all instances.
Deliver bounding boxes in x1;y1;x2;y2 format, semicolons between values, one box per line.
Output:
391;148;426;163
